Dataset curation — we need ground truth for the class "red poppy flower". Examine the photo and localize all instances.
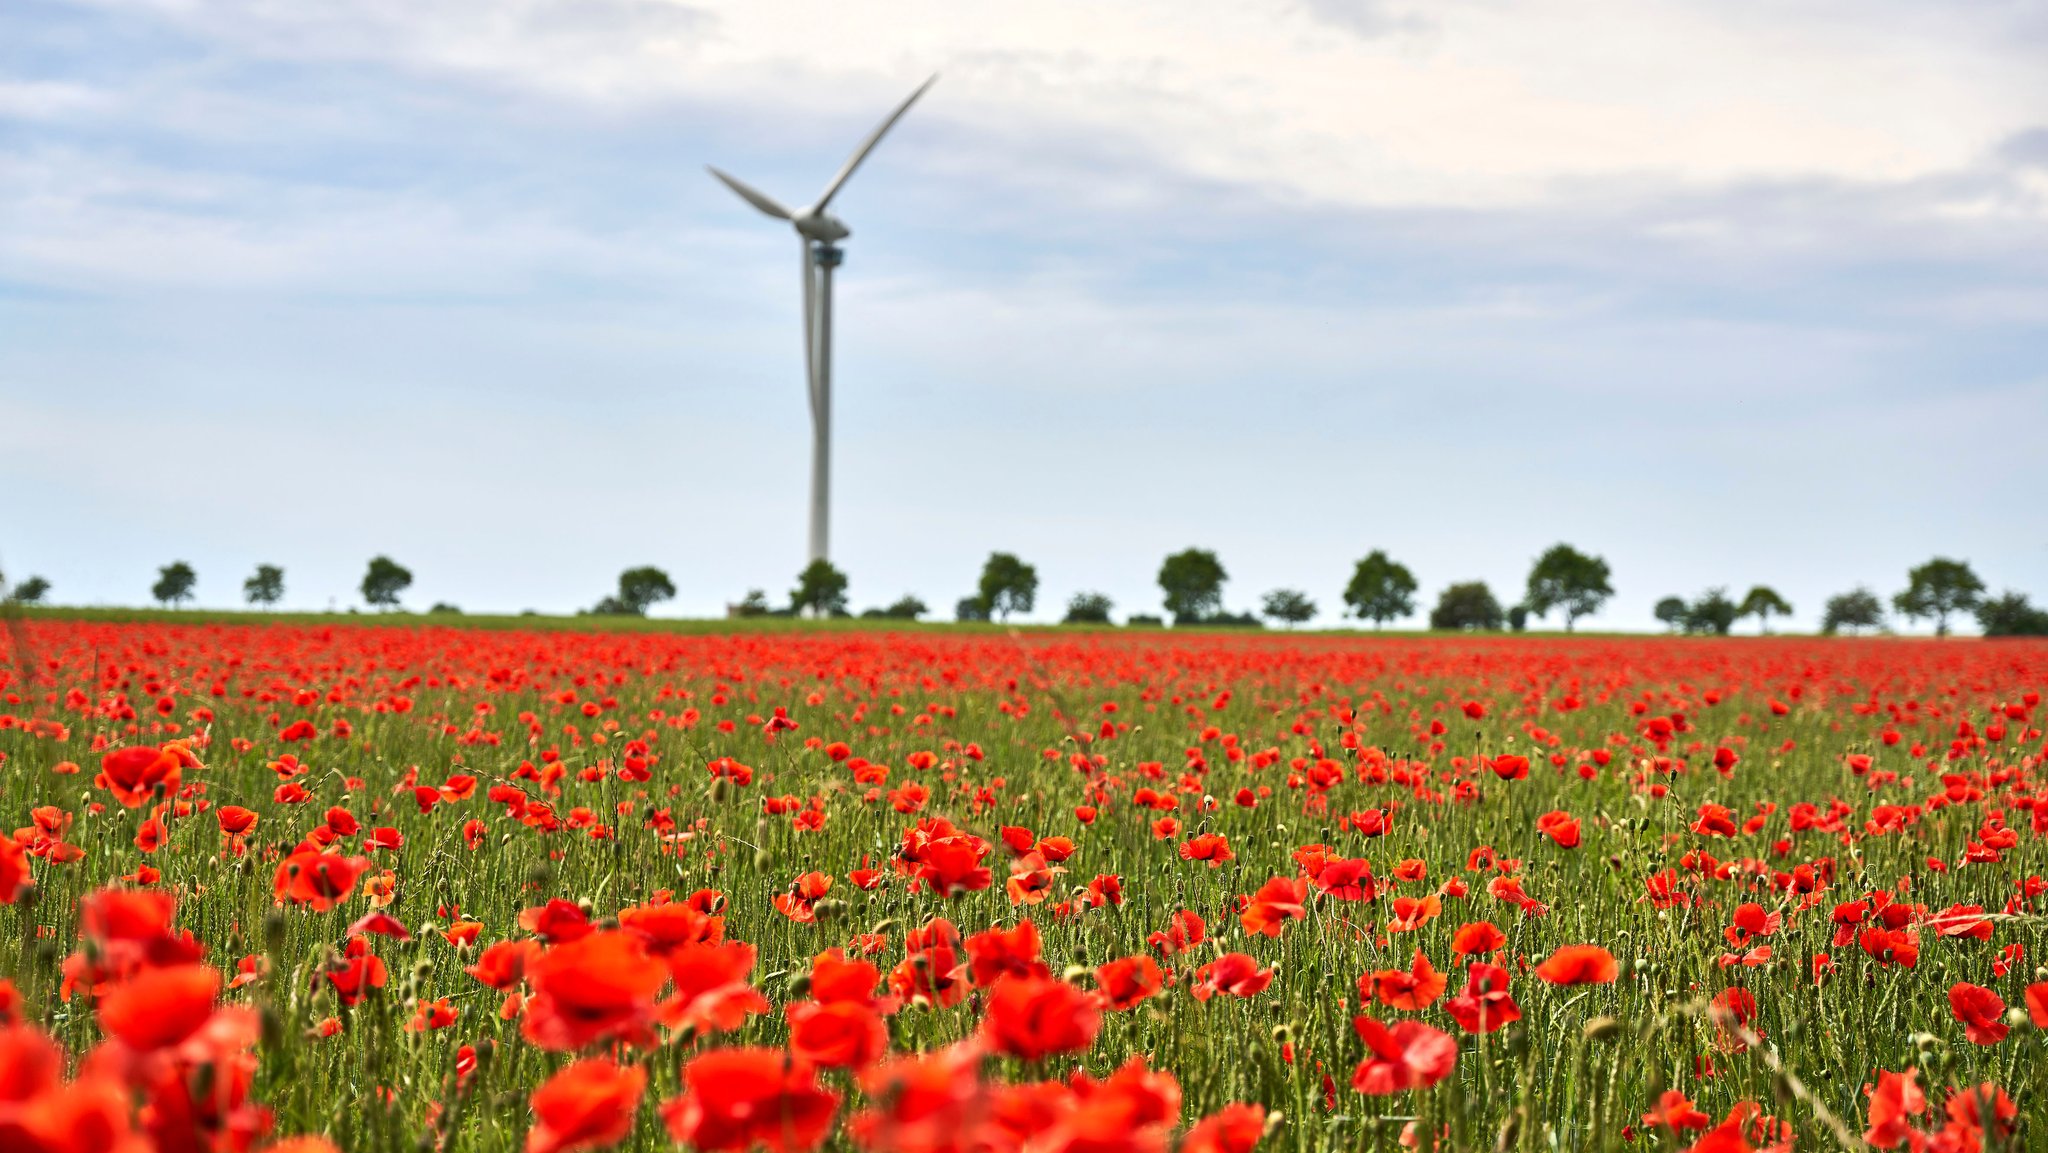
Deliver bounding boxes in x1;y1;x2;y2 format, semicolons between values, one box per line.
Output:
1534;945;1618;986
980;975;1101;1060
0;835;30;905
97;746;188;808
1642;1090;1712;1132
964;921;1049;988
1239;877;1306;937
1095;955;1164;1010
1350;1015;1458;1095
1948;982;2008;1045
658;942;770;1036
889;919;968;1009
273;846;371;912
1182;1103;1266;1153
2025;983;2048;1028
1147;910;1206;956
327;938;389;1006
97;963;220;1051
468;939;542;991
1444;962;1520;1034
1178;833;1233;866
1449;921;1507;957
1312;858;1375;902
527;1058;645;1153
521;931;668;1051
618;901;725;958
783;977;888;1061
1864;1068;1925;1149
1191;953;1274;1002
215;806;258;838
1365;951;1447;1011
1534;810;1580;849
519;899;594;944
846;1041;984;1153
660;1048;838;1153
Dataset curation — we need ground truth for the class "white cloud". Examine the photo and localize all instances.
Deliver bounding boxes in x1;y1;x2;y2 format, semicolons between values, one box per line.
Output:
64;0;2048;207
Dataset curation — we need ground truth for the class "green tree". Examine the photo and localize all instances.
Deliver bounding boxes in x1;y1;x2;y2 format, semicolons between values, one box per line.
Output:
977;553;1039;621
5;575;50;604
243;565;285;607
1428;582;1504;631
617;567;678;615
1976;591;2048;637
1063;591;1114;625
1158;549;1227;625
1821;588;1885;635
1737;586;1792;634
954;596;991;623
1893;558;1985;636
1524;543;1613;631
1685;587;1738;635
360;556;413;610
879;595;927;620
791;559;849;617
731;590;771;618
428;602;463;615
153;562;197;608
1260;589;1316;628
1342;550;1417;628
1653;597;1688;632
1507;603;1529;632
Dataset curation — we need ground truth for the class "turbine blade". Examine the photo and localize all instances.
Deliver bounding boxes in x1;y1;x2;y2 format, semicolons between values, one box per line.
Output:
708;166;793;219
801;239;820;420
810;74;936;211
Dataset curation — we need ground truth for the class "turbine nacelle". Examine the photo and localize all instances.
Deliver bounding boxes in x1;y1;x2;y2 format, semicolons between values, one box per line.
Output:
794;211;850;244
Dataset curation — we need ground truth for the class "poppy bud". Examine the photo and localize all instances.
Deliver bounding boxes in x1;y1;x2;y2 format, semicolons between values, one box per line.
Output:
812;898;846;922
1582;1016;1621;1042
1263;1111;1285;1138
787;974;812;1000
260;1004;284;1049
13;883;37;911
1270;1023;1295;1045
472;1038;496;1070
752;847;773;871
710;777;730;803
1062;964;1091;983
263;910;288;951
2004;1007;2030;1030
870;918;899;936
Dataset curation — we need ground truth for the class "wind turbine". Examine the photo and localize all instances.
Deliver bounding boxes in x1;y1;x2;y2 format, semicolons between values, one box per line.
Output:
709;75;936;567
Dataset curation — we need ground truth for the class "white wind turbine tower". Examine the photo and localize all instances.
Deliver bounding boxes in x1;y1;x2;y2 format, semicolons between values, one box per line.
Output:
709;76;937;568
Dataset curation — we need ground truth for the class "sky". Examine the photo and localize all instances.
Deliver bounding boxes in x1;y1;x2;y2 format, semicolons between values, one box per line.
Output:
3;0;2046;631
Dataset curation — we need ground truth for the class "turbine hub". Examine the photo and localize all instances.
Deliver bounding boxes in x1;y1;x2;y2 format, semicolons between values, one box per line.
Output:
795;211;850;243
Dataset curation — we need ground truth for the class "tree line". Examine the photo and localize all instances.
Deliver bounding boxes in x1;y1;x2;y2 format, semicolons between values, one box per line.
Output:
3;549;2044;636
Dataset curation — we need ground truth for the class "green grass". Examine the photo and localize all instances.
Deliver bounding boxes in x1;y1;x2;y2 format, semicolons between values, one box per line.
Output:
0;619;2040;1152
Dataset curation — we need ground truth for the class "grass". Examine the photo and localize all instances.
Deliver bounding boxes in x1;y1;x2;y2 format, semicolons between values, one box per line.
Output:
0;617;2042;1152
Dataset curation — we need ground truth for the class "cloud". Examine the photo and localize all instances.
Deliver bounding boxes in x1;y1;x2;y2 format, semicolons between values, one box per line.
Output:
1295;0;1431;39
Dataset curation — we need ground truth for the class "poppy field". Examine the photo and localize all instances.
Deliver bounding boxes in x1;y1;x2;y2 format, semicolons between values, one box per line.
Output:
2;618;2047;1153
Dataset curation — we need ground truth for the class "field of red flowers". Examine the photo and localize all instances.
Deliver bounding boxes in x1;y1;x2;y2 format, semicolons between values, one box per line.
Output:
2;618;2046;1153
